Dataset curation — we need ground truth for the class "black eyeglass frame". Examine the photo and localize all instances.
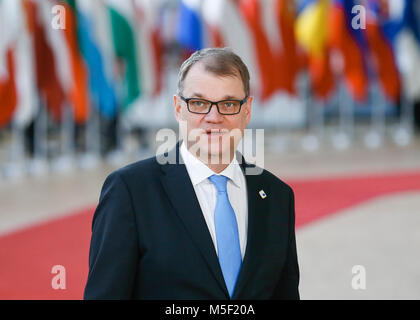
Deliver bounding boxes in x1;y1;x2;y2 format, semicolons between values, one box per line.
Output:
179;95;249;115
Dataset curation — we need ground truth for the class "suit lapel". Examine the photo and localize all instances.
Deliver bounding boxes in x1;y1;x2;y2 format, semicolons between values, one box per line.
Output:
159;144;229;298
232;159;270;299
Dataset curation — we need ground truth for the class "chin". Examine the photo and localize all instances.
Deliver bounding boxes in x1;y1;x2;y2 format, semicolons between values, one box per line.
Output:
189;133;234;165
205;139;232;165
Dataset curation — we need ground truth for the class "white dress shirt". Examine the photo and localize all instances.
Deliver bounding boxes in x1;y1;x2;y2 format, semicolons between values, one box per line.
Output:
180;142;248;260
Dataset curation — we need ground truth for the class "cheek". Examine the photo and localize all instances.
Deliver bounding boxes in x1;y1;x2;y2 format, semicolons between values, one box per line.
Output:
180;113;203;137
228;115;247;132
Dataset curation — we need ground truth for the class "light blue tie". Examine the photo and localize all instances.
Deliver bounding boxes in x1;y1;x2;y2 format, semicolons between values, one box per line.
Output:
208;174;242;298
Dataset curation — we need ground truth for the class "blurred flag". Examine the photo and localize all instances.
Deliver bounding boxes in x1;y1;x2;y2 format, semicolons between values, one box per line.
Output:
202;0;261;97
76;0;118;119
387;0;420;101
239;0;277;101
59;0;90;124
295;0;334;99
328;0;369;102
403;0;420;41
365;0;401;103
0;49;17;128
0;0;18;128
133;0;164;97
23;0;66;122
382;0;420;42
12;0;38;128
176;0;204;51
202;0;225;48
107;0;141;112
0;0;38;129
273;0;303;95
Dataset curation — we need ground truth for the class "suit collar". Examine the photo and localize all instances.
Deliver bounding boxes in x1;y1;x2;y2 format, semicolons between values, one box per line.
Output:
179;141;243;188
159;141;270;299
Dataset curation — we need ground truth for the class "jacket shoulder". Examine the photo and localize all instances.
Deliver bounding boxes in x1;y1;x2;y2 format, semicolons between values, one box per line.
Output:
258;167;294;195
107;155;162;184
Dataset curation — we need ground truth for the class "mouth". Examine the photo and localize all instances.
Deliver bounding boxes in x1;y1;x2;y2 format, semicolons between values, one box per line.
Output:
204;129;229;137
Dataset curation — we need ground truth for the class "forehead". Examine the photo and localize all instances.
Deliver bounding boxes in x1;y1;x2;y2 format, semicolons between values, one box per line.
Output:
182;62;245;98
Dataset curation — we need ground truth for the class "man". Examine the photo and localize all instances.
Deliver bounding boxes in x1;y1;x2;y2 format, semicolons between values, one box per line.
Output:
84;48;299;300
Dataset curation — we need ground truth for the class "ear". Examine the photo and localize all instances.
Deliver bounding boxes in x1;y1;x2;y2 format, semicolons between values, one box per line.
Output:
174;95;182;122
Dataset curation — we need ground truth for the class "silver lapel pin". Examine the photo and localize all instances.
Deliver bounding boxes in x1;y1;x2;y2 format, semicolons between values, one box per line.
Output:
259;190;267;199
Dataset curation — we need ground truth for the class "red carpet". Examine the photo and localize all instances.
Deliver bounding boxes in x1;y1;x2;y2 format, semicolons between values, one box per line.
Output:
289;170;420;227
1;170;420;299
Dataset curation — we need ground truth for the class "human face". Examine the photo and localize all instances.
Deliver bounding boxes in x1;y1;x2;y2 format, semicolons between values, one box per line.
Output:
174;62;252;165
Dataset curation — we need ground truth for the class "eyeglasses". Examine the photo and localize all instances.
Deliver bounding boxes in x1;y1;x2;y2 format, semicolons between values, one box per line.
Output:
179;95;248;115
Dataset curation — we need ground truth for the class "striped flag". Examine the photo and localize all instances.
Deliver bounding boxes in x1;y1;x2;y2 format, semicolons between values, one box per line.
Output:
0;0;38;129
0;0;18;128
12;0;38;128
388;0;420;101
106;0;141;112
239;0;277;100
0;49;17;128
133;0;164;97
295;0;335;100
23;0;66;122
202;0;225;48
365;0;401;103
176;0;204;52
328;0;369;102
202;0;261;97
58;0;91;124
273;0;303;95
76;0;118;119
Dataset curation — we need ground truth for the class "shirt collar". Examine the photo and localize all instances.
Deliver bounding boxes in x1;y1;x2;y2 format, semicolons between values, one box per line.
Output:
180;141;243;188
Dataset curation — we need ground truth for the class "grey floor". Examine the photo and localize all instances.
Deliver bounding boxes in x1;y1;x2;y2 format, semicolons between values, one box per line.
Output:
1;130;419;299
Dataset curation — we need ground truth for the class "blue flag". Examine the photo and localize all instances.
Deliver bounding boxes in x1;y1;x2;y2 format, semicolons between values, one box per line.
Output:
176;0;203;51
77;10;118;119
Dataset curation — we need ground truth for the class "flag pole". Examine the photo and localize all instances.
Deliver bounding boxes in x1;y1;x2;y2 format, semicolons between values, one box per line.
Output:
266;92;289;154
332;81;353;150
52;103;75;173
3;121;26;180
105;106;128;166
28;95;49;176
393;91;414;146
79;100;101;169
276;93;292;153
301;72;323;152
104;57;129;166
364;81;385;149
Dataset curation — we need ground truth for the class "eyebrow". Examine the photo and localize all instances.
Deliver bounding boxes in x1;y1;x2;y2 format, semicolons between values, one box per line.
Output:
189;93;241;100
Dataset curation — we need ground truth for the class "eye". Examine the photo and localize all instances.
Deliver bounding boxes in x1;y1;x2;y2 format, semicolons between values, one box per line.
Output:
224;101;234;108
191;99;204;107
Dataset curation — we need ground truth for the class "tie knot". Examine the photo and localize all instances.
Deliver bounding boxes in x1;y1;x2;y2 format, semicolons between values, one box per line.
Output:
208;174;228;193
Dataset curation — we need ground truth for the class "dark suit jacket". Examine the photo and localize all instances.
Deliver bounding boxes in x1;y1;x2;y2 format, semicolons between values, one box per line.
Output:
84;142;299;299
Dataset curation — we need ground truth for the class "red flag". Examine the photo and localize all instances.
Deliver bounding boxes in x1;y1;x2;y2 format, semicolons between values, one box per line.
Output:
133;1;164;97
239;0;277;101
207;24;225;48
274;0;304;95
150;26;164;96
61;1;90;124
0;49;17;128
295;0;335;100
328;0;369;102
23;0;65;122
365;1;401;103
201;0;261;96
309;50;335;99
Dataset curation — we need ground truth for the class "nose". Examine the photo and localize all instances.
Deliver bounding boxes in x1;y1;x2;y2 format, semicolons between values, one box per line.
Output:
204;104;224;123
